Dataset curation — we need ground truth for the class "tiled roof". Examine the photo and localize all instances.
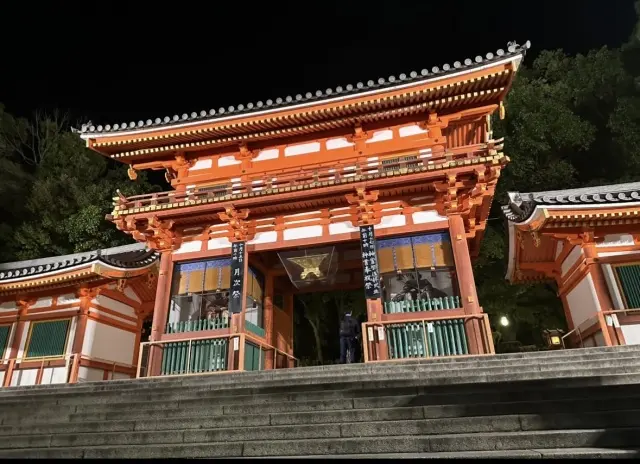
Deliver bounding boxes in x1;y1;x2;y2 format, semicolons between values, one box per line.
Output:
0;243;159;282
76;41;530;137
502;182;640;223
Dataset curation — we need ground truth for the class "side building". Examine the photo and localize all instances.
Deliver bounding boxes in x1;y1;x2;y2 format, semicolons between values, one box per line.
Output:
0;244;158;386
503;183;640;348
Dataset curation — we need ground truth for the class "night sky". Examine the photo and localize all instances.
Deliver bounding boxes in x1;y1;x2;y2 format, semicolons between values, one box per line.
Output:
0;0;636;125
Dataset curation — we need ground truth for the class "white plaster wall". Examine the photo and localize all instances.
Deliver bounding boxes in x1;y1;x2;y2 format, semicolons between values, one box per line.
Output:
0;301;15;312
31;297;53;309
0;371;4;385
412;211;447;224
189;159;213;171
124;287;141;304
3;323;15;361
248;231;277;245
93;295;136;318
112;372;132;380
566;273;601;328
329;221;359;235
11;368;37;386
621;324;640;345
218;156;241;167
284;225;323;240
16;322;30;360
284;142;320;157
254;148;279;161
326;137;353;149
596;234;635;248
82;320;136;366
399;124;428;137
58;293;80;305
77;366;104;382
366;129;393;143
174;240;202;255
208;237;232;250
40;366;68;385
603;264;625;310
561;246;583;276
374;214;406;230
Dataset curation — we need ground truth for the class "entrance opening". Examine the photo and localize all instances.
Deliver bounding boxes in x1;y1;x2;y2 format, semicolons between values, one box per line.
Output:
260;240;367;367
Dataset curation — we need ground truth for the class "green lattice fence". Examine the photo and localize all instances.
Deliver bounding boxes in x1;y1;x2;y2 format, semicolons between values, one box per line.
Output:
383;296;461;313
25;319;70;358
386;318;469;359
160;338;228;375
165;317;229;334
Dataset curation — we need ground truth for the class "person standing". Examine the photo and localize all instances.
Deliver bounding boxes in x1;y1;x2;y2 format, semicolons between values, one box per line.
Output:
339;311;360;364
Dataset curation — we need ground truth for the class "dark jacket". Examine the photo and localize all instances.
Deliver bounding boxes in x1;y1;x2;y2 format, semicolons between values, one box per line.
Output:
339;315;360;338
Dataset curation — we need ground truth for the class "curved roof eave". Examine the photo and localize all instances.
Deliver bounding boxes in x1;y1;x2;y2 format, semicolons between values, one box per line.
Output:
77;42;530;139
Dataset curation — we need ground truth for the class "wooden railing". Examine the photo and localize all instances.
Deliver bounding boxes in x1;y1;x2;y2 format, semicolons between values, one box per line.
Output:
137;332;297;378
113;144;488;213
1;354;137;387
165;317;229;334
362;313;493;362
383;296;462;314
561;309;639;348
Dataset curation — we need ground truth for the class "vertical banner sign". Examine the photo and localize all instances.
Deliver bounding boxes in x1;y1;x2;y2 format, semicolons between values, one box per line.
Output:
360;225;381;299
229;241;246;314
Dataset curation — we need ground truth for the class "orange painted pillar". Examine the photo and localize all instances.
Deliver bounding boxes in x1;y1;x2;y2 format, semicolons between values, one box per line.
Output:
366;299;388;361
583;243;617;346
263;272;275;369
69;288;94;383
148;251;172;376
448;214;484;354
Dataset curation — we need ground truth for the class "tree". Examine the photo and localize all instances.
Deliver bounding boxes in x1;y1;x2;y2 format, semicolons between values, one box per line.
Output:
474;25;640;349
0;107;161;261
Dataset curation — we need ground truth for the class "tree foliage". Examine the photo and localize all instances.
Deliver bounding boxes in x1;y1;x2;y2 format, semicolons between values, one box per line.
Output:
0;105;160;261
476;14;640;348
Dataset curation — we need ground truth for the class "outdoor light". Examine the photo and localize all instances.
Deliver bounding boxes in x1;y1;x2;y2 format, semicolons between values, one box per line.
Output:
499;316;510;327
543;329;565;350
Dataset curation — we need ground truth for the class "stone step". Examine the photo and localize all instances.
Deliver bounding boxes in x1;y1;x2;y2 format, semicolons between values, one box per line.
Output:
3;371;640;426
1;428;639;458
5;374;640;418
4;373;640;425
4;345;640;398
3;355;640;408
252;448;640;459
5;410;640;450
5;389;640;433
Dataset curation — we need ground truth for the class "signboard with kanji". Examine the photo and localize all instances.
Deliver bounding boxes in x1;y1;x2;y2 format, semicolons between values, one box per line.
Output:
359;225;381;299
229;241;246;314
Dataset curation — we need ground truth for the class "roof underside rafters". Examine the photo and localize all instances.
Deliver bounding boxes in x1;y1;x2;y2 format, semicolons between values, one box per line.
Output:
0;244;159;294
502;182;640;283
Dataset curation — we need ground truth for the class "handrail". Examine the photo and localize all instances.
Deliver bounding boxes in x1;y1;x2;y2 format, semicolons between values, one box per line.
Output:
138;332;298;378
1;353;137;387
561;308;638;348
112;144;492;212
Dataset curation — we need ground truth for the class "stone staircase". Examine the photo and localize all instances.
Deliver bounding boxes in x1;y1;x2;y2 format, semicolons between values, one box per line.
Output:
1;346;640;458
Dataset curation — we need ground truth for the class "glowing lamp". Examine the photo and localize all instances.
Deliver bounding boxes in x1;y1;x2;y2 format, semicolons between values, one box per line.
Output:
499;316;510;327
